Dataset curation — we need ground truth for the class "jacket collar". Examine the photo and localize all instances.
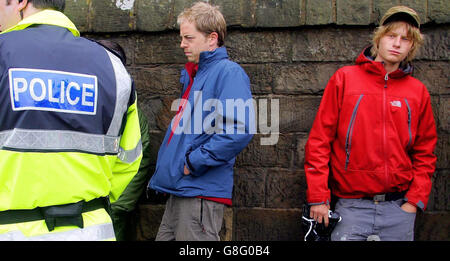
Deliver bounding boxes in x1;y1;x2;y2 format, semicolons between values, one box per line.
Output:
1;10;79;37
197;46;228;71
184;62;199;81
356;46;413;79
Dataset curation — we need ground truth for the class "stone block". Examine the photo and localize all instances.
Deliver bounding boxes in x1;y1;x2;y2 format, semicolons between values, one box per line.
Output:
155;95;178;132
435;133;449;169
240;64;274;94
135;32;186;65
91;0;135;32
233;208;302;240
64;0;90;32
336;0;371;25
147;131;165;165
294;134;309;168
220;206;233;241
138;98;161;131
306;0;334;25
416;26;450;61
211;0;254;27
438;97;450;133
278;96;322;132
427;170;450;211
414;211;450;240
265;169;306;209
135;204;165;241
227;30;292;63
430;96;440;131
236;134;295;168
428;0;450;23
135;0;174;32
233;168;267;208
292;28;371;62
134;65;183;96
273;62;343;94
254;0;303;27
413;62;450;96
137;96;177;132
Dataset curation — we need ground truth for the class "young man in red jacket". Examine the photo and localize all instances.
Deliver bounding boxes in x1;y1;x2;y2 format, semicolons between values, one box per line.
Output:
304;6;437;241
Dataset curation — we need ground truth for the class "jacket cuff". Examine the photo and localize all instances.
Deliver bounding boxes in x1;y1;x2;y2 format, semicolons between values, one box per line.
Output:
306;191;331;206
404;195;426;211
308;200;330;206
185;148;208;176
184;152;195;174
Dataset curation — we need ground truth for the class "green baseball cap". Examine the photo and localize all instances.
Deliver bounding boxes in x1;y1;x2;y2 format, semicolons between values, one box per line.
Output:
380;6;420;28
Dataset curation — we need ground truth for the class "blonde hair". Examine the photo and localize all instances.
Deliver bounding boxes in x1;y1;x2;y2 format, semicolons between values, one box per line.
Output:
177;2;227;47
371;21;424;63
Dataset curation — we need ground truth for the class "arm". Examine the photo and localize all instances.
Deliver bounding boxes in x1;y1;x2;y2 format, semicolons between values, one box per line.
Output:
404;87;437;211
111;105;151;211
305;72;343;225
305;72;343;205
185;66;254;176
109;95;143;203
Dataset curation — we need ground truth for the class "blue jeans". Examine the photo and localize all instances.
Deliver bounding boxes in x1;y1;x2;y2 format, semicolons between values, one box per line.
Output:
331;198;416;241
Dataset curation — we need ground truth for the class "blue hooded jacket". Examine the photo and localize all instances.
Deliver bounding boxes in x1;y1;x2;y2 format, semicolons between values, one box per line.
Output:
148;47;254;199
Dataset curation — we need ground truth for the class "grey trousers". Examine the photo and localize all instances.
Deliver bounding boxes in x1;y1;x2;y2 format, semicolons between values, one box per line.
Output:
155;195;224;241
331;198;416;241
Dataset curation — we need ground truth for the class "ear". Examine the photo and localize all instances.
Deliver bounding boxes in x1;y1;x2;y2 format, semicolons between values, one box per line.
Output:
18;0;28;11
208;32;219;48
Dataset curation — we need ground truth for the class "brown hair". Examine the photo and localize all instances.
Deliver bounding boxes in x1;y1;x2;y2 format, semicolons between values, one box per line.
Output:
177;2;227;47
371;21;424;63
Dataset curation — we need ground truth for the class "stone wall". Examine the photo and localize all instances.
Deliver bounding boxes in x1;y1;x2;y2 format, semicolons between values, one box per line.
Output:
65;0;450;241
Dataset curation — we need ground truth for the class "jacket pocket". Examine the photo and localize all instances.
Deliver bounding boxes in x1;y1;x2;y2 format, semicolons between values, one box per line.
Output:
404;98;412;148
345;94;364;170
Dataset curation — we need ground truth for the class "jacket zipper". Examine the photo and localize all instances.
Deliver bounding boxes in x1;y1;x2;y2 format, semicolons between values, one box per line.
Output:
345;94;364;170
383;73;389;189
404;98;412;148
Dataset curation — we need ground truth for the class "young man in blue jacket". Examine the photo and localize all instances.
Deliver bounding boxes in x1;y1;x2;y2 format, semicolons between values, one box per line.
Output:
148;2;254;241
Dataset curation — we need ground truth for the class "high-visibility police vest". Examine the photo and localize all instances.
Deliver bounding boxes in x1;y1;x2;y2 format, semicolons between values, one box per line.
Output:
0;10;142;240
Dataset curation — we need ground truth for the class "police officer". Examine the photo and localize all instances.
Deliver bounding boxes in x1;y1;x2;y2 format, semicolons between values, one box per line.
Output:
0;0;142;241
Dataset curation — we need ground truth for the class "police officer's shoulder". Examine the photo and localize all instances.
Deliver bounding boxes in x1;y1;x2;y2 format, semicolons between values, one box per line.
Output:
0;28;26;41
0;29;32;51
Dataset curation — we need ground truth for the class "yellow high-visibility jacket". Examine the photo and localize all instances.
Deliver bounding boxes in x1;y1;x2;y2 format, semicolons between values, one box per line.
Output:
0;10;142;213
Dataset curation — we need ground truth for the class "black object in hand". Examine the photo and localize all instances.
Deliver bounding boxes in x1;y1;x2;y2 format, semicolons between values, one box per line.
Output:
301;204;342;241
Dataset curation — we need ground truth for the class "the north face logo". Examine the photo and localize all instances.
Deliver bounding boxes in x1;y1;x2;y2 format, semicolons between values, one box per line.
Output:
390;101;402;108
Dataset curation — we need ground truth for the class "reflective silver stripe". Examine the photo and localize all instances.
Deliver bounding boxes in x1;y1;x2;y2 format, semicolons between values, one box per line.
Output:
105;50;132;137
0;223;115;241
0;128;120;154
118;139;142;163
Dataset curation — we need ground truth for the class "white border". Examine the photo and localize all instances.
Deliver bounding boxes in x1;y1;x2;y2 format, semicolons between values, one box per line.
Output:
9;68;98;115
